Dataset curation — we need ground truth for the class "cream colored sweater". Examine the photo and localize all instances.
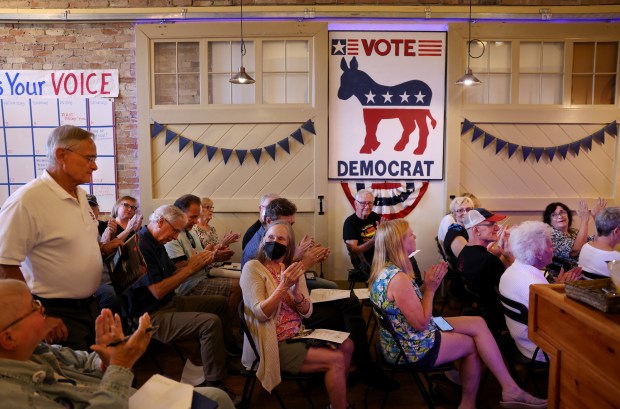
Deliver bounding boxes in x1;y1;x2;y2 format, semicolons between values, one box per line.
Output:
240;259;313;392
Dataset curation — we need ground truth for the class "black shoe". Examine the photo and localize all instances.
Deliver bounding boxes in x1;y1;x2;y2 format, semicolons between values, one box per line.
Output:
350;367;400;391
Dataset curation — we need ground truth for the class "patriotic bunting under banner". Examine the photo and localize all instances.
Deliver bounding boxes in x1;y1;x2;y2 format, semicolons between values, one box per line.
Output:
460;119;617;162
341;181;429;220
149;119;316;166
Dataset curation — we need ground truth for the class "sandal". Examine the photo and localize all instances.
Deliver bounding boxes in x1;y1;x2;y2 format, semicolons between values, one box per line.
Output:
500;389;547;409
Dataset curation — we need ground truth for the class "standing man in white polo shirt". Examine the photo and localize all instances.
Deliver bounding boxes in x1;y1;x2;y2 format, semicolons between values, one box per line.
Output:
0;125;103;350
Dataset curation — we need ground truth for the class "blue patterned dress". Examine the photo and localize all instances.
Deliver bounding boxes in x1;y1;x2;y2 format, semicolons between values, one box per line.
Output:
370;262;438;364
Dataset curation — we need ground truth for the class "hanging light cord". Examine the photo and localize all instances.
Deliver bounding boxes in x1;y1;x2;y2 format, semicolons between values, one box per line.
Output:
240;1;247;60
467;0;485;63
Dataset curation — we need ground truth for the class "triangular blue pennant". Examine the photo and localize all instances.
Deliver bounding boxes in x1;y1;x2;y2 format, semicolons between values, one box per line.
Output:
250;148;262;164
533;147;544;162
522;146;533;161
605;120;617;137
290;129;304;145
206;146;218;161
165;129;177;145
277;138;290;154
582;135;593;151
178;136;190;152
569;141;581;156
236;150;247;165
507;143;519;158
301;119;315;135
558;144;570;159
472;127;484;142
495;138;507;154
265;144;277;160
461;119;475;135
151;122;165;138
544;147;556;162
221;148;233;164
592;129;605;144
483;133;495;149
193;142;204;157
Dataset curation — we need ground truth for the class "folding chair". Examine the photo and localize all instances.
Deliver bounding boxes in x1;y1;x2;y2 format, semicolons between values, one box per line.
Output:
495;288;549;395
367;303;454;409
346;244;370;291
238;302;320;409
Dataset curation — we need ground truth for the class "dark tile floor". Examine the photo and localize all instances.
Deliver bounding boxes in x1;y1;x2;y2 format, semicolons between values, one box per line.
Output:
132;294;548;409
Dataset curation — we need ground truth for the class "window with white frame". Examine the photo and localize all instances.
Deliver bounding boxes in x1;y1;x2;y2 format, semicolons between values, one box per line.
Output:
519;42;564;104
154;41;200;105
465;41;512;104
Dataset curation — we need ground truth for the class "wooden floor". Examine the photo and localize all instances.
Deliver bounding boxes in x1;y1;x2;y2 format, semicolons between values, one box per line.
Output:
133;294;548;409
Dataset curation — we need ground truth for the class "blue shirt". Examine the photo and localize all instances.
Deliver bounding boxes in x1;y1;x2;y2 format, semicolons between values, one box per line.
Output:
241;225;266;269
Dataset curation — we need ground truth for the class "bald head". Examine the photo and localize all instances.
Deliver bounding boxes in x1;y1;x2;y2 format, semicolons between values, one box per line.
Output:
0;280;31;333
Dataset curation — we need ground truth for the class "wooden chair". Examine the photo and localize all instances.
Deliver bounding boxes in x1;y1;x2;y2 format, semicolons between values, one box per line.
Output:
238;302;319;409
366;303;454;409
495;288;549;395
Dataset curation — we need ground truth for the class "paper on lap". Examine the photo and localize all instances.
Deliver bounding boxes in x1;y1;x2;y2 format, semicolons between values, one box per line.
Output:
309;288;370;303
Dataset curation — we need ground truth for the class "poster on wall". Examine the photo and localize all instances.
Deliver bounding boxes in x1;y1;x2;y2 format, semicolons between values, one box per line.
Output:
0;97;117;211
328;31;446;180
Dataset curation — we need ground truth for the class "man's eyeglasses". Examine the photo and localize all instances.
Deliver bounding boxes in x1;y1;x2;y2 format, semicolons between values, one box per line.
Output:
163;218;182;233
1;299;44;332
64;148;97;165
356;200;374;208
551;211;568;218
121;202;138;211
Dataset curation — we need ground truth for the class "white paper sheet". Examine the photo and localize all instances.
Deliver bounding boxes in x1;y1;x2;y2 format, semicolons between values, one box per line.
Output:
180;359;205;386
129;374;193;409
294;328;350;344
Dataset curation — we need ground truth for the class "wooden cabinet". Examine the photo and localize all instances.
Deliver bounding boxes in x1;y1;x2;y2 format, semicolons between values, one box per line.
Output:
529;284;620;409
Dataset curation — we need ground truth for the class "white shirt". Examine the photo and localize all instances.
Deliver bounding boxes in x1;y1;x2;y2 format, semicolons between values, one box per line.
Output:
437;214;456;243
498;260;548;362
578;243;619;278
0;171;103;298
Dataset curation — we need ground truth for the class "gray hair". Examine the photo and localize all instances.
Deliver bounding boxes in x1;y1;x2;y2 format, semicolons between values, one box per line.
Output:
449;196;474;215
0;279;30;331
46;125;95;165
509;221;552;266
595;207;620;237
149;204;187;225
355;189;374;201
259;193;279;206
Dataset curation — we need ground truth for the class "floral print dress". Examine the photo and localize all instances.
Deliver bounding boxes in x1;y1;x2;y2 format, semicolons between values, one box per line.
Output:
370;262;438;364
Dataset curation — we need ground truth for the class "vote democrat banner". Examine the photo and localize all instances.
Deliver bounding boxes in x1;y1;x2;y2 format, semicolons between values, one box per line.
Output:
328;31;446;180
0;70;119;98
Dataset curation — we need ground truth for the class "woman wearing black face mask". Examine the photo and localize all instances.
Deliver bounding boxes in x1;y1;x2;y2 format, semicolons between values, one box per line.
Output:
240;220;354;409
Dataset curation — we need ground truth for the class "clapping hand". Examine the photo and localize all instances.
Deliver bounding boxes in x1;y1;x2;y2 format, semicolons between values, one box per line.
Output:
576;200;590;222
294;235;315;261
556;266;583;283
592;197;607;219
127;211;144;232
424;262;449;293
187;246;215;271
220;231;241;247
280;262;305;291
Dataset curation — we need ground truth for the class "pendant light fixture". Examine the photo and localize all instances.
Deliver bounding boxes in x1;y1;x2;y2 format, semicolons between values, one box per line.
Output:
230;0;255;85
456;0;482;86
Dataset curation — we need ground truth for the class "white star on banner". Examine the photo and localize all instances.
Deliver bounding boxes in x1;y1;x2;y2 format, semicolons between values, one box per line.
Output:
414;91;426;103
400;92;410;103
365;91;376;103
382;92;393;103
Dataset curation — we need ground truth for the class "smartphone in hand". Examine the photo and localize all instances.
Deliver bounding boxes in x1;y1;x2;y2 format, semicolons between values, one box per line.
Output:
432;316;454;332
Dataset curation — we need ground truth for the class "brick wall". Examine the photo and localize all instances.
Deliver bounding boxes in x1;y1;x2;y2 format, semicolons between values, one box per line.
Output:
0;23;139;198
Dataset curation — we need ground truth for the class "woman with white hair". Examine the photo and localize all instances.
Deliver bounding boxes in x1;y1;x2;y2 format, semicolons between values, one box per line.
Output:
499;221;582;361
440;196;475;264
437;196;474;244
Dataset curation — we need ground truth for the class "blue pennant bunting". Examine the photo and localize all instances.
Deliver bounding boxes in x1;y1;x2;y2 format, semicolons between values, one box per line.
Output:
495;138;507;154
507;143;519;158
592;129;605;144
522;146;533;161
461;119;475;135
151;122;165;138
290;129;304;145
236;150;247;165
544;147;556;161
165;129;177;145
301;119;315;135
178;136;190;152
472;127;484;142
277;138;290;154
206;146;218;161
250;148;262;164
605;120;617;137
569;141;581;156
533;147;544;162
221;148;233;164
582;135;593;151
265;144;277;160
558;144;569;159
193;142;204;157
483;133;495;149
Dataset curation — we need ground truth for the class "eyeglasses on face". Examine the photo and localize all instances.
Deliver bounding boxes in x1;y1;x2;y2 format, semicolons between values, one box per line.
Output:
64;147;97;165
1;299;44;332
551;211;568;218
202;206;214;211
163;217;183;233
121;202;138;211
455;207;472;214
356;200;374;208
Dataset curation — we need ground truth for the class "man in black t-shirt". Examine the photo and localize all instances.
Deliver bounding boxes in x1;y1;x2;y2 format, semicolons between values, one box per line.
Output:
343;189;380;277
